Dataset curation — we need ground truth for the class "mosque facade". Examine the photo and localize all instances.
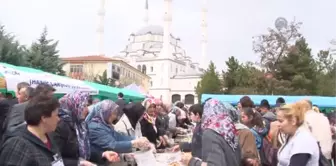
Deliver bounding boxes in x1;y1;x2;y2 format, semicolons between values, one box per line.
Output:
111;0;208;104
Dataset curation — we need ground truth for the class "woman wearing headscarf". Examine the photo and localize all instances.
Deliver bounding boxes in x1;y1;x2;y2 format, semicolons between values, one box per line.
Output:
87;100;150;165
225;106;259;166
182;99;241;166
140;98;165;148
54;91;119;166
114;102;146;138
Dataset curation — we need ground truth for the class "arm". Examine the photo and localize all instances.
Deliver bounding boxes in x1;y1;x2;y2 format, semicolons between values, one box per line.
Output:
189;130;227;166
179;142;192;152
6;105;21;132
89;123;133;153
288;154;310;166
52;121;79;166
239;129;259;159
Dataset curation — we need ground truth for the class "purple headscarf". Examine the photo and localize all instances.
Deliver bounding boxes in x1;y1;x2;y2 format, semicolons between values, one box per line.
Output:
59;91;90;159
91;100;119;125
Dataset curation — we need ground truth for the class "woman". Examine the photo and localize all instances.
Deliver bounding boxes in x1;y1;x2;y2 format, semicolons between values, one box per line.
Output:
114;102;145;138
277;102;319;166
87;100;150;164
0;95;62;166
226;107;259;165
54;92;119;166
183;99;241;166
140;99;167;148
240;107;268;151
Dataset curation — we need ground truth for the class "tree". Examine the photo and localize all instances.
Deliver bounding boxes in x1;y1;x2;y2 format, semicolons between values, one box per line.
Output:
25;27;65;75
0;25;26;66
222;56;240;93
276;37;317;95
316;50;335;73
195;61;223;102
253;19;302;74
94;70;123;87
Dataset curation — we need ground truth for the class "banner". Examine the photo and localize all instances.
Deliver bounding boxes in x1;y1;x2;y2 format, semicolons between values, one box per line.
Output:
0;64;98;95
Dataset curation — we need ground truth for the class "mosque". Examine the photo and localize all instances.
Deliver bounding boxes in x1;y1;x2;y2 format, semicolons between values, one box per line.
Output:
103;0;209;104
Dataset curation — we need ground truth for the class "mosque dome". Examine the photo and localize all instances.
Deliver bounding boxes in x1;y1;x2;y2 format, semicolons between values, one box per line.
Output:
135;25;163;36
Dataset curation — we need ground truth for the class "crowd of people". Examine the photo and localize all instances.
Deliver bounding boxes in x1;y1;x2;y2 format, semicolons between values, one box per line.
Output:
0;82;335;166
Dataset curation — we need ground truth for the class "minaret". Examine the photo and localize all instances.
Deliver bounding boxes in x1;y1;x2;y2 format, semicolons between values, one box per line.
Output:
144;0;149;25
97;0;106;56
162;0;172;58
201;0;208;69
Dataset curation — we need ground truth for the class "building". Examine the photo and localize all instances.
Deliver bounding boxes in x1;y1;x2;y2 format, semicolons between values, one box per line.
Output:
60;55;151;92
110;0;208;104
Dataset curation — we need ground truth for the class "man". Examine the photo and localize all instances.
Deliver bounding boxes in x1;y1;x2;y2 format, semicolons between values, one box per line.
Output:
0;82;30;138
275;97;285;107
115;92;126;119
172;104;203;159
5;83;55;135
259;99;276;125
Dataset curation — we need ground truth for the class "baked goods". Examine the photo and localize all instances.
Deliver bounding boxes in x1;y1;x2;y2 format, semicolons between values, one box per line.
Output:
168;162;180;166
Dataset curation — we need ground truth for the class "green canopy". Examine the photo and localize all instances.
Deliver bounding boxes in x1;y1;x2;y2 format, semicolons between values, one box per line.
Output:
84;81;144;102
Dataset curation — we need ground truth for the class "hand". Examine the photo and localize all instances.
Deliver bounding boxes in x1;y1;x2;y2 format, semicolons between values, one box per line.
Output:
331;126;336;135
102;151;120;162
171;145;180;152
79;160;96;166
181;152;192;165
246;158;259;166
149;143;157;153
133;137;150;149
159;136;167;146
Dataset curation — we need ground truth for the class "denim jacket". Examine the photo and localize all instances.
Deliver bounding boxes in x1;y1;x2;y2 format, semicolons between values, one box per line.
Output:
88;121;134;164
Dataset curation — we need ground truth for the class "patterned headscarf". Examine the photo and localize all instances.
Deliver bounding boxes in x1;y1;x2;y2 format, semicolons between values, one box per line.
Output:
59;91;90;159
91;100;119;125
142;98;157;124
202;99;239;151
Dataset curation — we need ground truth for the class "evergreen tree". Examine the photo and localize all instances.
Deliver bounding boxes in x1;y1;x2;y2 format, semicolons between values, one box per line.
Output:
277;37;317;94
222;56;240;93
195;61;223;103
0;25;26;66
26;27;65;75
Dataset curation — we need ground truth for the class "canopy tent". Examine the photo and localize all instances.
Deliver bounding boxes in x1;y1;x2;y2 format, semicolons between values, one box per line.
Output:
0;62;145;101
0;62;98;95
201;94;336;108
84;81;145;102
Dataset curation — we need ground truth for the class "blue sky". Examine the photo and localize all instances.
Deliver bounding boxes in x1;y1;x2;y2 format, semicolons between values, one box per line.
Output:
0;0;335;70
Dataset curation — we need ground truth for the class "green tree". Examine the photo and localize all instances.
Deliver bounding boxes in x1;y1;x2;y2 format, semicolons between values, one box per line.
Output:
25;27;65;75
0;25;26;66
195;61;222;102
276;37;317;95
222;56;240;93
315;50;336;96
94;70;121;87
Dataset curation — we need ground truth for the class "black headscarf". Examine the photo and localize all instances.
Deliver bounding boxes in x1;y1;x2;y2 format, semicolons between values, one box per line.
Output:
123;102;146;129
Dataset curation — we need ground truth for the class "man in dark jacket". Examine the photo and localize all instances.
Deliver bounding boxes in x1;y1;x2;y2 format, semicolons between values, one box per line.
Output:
4;83;55;135
172;104;203;159
115;92;126;119
0;82;30;138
